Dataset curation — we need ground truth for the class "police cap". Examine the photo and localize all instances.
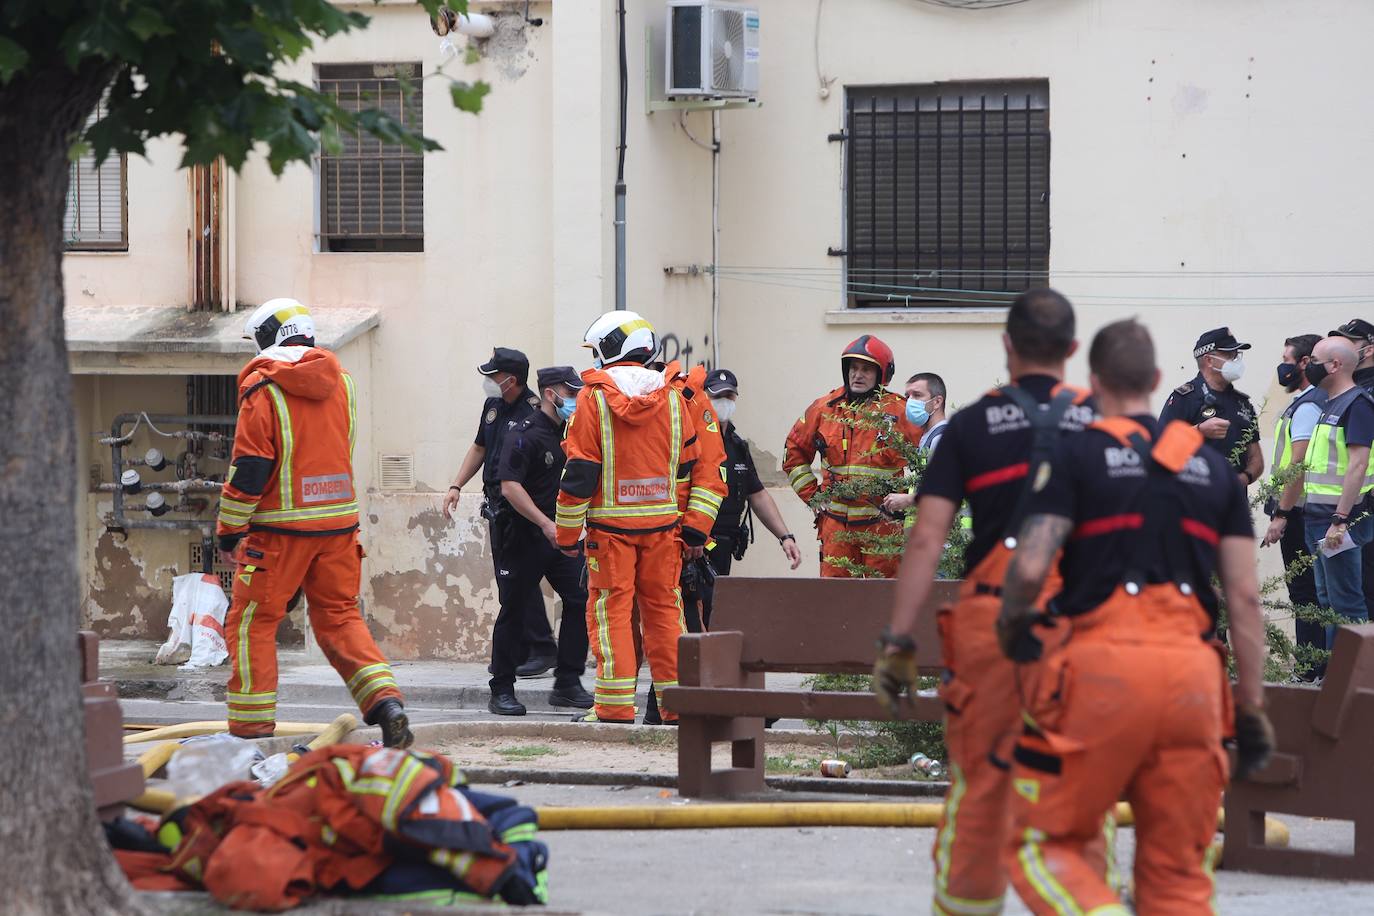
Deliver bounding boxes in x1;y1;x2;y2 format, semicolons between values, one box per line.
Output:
478;347;529;384
1329;318;1374;343
703;368;740;395
536;365;585;391
1192;327;1251;359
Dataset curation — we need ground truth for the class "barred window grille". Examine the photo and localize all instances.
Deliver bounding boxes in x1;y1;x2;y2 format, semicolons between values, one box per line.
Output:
317;63;424;252
65;101;128;250
845;81;1050;307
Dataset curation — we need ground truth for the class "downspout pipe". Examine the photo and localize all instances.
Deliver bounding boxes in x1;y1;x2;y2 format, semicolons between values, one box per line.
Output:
614;0;628;312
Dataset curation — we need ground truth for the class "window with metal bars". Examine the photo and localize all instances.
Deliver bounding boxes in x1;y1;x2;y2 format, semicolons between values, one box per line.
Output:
316;63;424;252
844;81;1049;307
65;100;128;251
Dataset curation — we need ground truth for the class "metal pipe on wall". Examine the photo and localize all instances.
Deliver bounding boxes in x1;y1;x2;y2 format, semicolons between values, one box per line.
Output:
711;110;721;367
614;0;628;312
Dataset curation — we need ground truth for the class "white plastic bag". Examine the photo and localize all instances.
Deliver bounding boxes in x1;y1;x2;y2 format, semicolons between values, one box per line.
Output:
168;734;263;798
180;573;230;669
155;573;229;668
154;574;196;664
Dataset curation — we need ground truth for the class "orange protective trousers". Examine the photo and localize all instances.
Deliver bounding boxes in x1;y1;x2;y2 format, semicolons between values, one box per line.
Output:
816;515;902;578
931;548;1110;916
1008;584;1229;916
224;530;403;738
584;530;685;722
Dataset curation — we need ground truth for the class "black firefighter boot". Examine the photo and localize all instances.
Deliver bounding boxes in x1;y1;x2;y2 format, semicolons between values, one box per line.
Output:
366;698;414;749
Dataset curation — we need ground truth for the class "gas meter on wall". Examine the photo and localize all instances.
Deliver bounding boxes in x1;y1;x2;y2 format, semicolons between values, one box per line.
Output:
666;1;760;98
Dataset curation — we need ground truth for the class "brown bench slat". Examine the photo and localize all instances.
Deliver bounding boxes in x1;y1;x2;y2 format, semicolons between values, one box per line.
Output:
708;577;954;672
666;686;944;722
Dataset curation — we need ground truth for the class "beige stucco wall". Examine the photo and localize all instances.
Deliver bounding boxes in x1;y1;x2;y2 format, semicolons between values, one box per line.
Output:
68;0;1374;653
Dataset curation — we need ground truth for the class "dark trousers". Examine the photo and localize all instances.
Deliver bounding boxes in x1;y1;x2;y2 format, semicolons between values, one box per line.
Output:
1281;506;1324;680
489;519;557;662
490;528;590;694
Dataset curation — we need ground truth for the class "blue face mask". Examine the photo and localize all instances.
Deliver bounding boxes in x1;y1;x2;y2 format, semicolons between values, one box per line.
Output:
556;397;577;422
906;396;930;427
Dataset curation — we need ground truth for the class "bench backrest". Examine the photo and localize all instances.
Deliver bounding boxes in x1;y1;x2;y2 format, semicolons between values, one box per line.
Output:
710;577;955;674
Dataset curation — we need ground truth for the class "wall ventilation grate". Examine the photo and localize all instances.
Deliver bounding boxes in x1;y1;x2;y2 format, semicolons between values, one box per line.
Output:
379;454;415;491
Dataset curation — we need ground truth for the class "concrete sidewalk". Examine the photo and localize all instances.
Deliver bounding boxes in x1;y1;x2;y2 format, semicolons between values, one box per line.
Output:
100;639;811;714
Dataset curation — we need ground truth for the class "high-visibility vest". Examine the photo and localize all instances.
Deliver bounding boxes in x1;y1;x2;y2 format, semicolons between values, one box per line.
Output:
1270;386;1326;507
1302;386;1374;508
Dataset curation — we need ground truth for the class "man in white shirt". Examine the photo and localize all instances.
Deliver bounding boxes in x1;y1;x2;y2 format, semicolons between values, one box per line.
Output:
1261;333;1327;679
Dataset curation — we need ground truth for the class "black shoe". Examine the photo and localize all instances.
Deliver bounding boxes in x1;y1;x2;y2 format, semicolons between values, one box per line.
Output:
516;655;556;678
643;716;678;727
488;693;527;716
549;683;594;709
366;698;414;749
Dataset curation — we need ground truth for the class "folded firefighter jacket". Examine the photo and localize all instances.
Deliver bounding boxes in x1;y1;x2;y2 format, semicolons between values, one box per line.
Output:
148;744;548;911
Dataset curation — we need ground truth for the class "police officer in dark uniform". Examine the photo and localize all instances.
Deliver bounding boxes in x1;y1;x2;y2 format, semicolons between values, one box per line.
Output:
1159;327;1264;487
682;369;803;631
442;347;558;677
486;366;593;715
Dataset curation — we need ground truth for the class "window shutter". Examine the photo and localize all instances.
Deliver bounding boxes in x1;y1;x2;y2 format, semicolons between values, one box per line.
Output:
318;63;424;252
846;81;1049;306
65;102;127;250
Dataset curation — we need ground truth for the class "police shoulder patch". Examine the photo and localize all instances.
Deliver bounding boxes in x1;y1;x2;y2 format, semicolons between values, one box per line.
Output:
485;407;497;424
1173;382;1195;396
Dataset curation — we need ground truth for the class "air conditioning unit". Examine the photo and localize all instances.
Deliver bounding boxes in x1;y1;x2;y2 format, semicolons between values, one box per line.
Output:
666;1;760;98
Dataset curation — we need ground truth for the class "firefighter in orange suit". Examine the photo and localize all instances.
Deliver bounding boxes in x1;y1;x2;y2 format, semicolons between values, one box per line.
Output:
784;335;923;577
874;290;1097;915
555;311;726;724
216;298;412;748
997;319;1273;914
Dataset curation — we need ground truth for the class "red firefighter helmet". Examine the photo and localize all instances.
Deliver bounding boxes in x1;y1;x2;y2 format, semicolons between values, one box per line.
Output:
840;335;896;386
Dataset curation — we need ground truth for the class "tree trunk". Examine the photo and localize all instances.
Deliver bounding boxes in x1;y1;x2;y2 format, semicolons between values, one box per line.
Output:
0;61;146;915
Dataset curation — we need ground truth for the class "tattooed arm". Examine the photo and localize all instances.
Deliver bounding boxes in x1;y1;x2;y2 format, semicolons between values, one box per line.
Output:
997;513;1073;659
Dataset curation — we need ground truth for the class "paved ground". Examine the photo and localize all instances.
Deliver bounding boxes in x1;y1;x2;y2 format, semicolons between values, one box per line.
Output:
109;640;1374;913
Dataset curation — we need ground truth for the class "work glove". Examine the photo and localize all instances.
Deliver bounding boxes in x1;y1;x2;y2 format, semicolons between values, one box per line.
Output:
873;629;919;717
996;611;1052;663
1232;702;1276;781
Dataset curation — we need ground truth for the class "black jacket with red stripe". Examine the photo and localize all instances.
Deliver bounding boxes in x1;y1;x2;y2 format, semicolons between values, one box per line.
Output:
1027;414;1253;619
918;374;1095;576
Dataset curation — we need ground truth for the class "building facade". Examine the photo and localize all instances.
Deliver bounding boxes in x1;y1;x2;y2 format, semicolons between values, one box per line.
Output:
67;0;1372;656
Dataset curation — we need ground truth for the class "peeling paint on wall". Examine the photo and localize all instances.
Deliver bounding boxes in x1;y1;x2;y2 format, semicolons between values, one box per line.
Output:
475;13;536;82
365;493;532;661
86;528;177;639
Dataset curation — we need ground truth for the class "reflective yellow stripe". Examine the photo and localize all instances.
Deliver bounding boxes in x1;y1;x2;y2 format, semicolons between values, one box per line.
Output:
668;392;682;505
264;385;295;511
588;502;680;518
227;707;277;722
347;663;392;692
595;391;615;507
382;757;424;830
933;761;966;905
688;487;722;508
251;501;359;523
354;675;398;706
236;600;258;693
823;463;904;478
332;758;358;784
220;496;256;515
594;588;614;678
1017;827;1084;916
227;690;276;702
342;372;357;454
274;304;309;324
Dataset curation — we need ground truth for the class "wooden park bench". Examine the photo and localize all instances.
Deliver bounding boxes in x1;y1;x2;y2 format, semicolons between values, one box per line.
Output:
663;577;956;799
1223;623;1374;879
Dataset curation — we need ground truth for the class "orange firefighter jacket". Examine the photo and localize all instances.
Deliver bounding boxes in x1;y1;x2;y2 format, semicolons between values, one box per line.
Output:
556;364;726;548
783;386;923;523
216;346;359;538
666;361;729;513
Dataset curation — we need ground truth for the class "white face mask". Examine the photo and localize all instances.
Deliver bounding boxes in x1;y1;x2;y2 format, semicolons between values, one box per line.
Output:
1215;355;1245;383
482;377;505;398
710;397;736;425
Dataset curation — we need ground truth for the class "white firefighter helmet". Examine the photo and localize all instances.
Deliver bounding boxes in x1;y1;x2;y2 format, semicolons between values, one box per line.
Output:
582;310;657;366
243;298;316;353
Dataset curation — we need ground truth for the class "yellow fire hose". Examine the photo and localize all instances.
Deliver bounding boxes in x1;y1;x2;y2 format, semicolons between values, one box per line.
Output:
533;802;1290;848
124;720;345;745
128;714;359;814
